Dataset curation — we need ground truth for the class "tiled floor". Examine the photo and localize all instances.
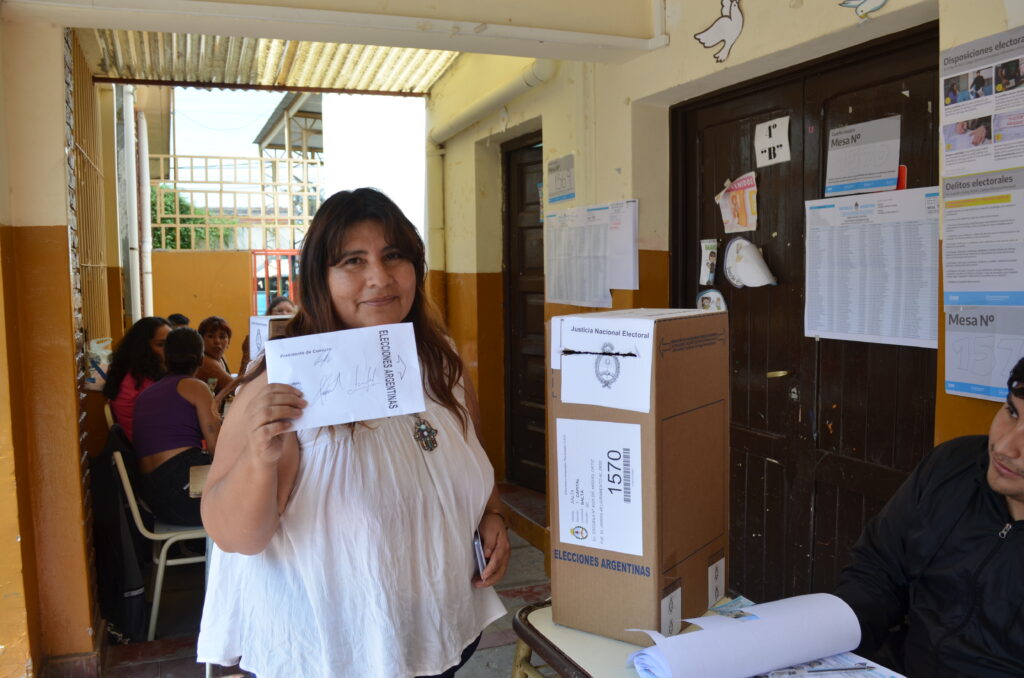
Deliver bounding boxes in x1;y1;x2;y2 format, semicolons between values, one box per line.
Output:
103;530;550;677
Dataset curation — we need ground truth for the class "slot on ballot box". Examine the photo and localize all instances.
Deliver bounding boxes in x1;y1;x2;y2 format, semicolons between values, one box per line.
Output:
547;309;730;645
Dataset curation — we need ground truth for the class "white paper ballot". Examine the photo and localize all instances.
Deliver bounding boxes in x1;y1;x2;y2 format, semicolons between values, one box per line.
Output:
264;323;425;430
556;418;643;556
628;594;865;678
557;316;655;413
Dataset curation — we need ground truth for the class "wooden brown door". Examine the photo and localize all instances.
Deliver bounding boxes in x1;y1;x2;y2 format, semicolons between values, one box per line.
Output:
672;26;938;601
504;134;547;492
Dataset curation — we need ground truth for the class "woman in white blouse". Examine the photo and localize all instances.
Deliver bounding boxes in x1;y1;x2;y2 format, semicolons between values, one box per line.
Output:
198;188;510;678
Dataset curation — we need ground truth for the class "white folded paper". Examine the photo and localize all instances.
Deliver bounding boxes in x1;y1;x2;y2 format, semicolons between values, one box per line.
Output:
723;237;776;288
265;322;425;430
627;594;865;678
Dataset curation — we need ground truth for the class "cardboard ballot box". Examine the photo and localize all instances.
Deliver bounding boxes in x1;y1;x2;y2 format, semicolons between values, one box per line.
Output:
547;308;729;645
249;314;292;359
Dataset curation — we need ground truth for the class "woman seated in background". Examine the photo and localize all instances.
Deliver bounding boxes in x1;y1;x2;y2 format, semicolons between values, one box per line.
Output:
133;327;221;526
238;295;297;374
196;316;233;395
103;316;171;441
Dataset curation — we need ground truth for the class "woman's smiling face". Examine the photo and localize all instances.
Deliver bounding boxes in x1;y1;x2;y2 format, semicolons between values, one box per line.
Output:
327;219;416;329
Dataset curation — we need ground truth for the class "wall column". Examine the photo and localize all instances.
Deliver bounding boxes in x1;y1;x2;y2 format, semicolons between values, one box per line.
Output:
1;18;98;673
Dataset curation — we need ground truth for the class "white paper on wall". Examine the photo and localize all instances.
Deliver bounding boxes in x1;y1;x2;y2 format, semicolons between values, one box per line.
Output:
755;115;791;167
606;199;639;290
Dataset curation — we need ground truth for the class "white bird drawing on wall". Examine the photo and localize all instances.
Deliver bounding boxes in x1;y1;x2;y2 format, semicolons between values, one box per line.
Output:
838;0;888;20
693;0;744;63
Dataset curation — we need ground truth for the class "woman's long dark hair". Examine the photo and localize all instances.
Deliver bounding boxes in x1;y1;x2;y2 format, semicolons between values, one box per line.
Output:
102;316;171;399
228;188;467;426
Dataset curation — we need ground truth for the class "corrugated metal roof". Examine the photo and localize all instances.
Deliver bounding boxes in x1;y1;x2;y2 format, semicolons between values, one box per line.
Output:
78;30;459;94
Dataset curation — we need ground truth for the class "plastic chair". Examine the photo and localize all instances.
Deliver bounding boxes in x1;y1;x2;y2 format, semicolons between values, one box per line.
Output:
110;449;207;641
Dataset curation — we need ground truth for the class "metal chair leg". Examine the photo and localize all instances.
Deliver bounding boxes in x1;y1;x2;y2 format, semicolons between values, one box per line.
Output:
148;539;174;640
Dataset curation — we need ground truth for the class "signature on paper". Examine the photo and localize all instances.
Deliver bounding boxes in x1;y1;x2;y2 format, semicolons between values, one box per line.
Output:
313;355;411;405
317;372;343;406
344;355;410;395
313;349;333;367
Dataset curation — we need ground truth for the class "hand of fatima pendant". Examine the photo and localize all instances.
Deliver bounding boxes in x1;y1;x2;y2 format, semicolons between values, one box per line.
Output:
413;416;438;451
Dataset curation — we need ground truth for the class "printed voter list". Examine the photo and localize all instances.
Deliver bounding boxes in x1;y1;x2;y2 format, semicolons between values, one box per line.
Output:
265;322;425;430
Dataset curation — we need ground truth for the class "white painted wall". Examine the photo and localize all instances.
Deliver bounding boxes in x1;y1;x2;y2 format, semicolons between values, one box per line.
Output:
1;20;66;227
428;0;939;274
322;93;427;232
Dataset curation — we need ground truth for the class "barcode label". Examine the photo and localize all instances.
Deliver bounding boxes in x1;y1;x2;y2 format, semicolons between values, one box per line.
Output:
623;447;632;503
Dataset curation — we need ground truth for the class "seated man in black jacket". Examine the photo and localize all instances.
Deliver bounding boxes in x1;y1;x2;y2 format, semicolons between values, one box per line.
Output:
835;356;1024;677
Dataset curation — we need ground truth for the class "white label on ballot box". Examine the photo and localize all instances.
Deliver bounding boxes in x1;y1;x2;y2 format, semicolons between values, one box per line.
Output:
708;557;725;605
555;316;655;413
661;586;682;637
556;418;643;556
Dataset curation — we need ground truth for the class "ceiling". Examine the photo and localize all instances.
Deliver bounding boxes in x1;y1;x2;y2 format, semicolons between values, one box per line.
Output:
77;29;460;95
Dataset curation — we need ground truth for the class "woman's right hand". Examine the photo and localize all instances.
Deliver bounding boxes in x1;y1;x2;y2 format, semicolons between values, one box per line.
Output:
241;381;307;465
202;370;307;554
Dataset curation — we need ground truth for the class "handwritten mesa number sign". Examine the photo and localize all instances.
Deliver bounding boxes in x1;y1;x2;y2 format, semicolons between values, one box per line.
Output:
264;322;426;431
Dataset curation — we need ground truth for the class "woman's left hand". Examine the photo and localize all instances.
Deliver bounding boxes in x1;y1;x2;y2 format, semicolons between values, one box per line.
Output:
474;512;511;588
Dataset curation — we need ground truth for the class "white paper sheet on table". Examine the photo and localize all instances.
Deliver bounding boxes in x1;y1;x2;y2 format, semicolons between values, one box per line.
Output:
554;315;655;413
627;593;896;678
264;322;425;430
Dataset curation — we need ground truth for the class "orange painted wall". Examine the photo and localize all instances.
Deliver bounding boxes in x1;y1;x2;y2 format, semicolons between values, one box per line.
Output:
13;225;94;658
0;224;38;676
444;271;507;478
152;250;252;374
425;269;447;322
933;242;1001;444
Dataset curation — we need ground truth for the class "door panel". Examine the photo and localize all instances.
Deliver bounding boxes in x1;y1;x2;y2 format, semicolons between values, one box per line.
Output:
686;79;813;600
688;81;807;440
808;59;939;473
504;136;547;492
673;26;938;599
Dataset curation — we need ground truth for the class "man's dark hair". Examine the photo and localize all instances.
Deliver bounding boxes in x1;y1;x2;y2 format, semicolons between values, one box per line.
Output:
164;328;204;375
1009;356;1024;399
168;313;190;327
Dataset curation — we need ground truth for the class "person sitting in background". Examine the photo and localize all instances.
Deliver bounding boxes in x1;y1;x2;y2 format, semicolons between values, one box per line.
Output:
168;313;190;328
133;327;220;526
238;295;298;374
103;316;171;441
195;316;233;395
834;355;1024;677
